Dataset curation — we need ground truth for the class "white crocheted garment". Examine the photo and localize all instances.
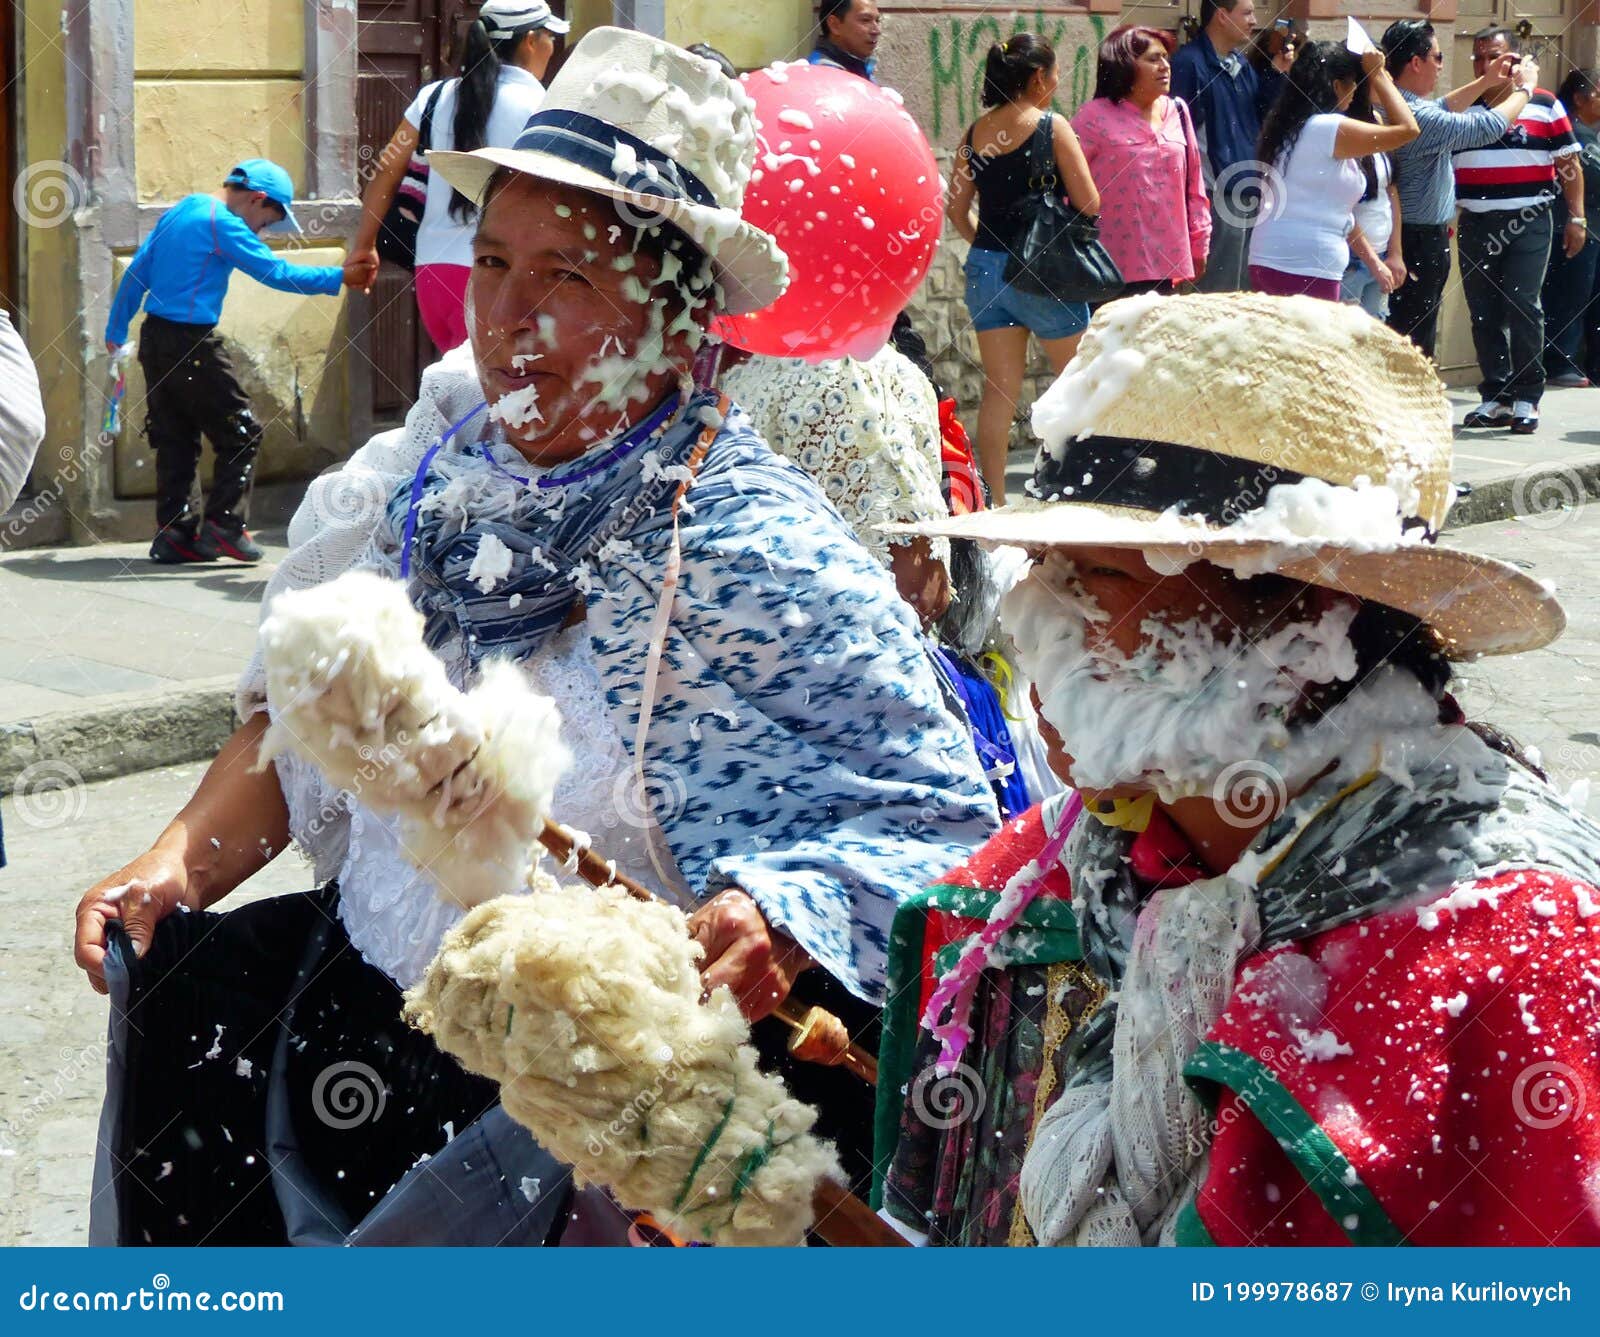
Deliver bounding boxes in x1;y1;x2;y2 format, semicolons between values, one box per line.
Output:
1018;872;1261;1246
237;345;487;881
720;346;951;573
337;624;690;989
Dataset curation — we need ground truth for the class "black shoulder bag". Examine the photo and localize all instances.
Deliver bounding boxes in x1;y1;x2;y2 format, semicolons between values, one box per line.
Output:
1003;112;1124;304
376;80;447;272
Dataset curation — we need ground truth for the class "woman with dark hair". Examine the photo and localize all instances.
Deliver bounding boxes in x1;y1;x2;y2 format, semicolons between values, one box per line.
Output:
876;293;1600;1248
947;32;1100;503
1072;26;1210;295
1248;43;1417;299
350;1;566;351
77;29;998;1247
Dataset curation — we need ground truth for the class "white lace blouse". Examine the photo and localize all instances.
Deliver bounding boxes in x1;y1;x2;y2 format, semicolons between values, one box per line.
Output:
336;623;691;990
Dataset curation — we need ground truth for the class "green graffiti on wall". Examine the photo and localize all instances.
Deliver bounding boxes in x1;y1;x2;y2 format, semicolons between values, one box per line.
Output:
927;11;1108;138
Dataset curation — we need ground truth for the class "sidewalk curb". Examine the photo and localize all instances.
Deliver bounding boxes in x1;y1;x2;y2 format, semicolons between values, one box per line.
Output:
0;678;239;794
6;460;1600;796
1446;461;1600;530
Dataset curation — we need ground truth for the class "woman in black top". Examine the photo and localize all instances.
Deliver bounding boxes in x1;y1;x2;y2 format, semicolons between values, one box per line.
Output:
946;33;1099;503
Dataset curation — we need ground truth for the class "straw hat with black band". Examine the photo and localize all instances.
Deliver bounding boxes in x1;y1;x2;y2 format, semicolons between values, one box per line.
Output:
428;25;788;315
890;292;1565;659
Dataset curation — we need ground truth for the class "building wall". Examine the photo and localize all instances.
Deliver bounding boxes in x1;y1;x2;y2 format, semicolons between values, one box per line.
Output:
113;0;353;511
19;0;82;546
13;0;356;546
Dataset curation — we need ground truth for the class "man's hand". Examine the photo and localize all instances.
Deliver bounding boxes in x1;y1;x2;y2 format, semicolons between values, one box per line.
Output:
687;888;813;1021
105;341;121;359
1566;218;1589;259
73;842;195;996
1191;253;1207;283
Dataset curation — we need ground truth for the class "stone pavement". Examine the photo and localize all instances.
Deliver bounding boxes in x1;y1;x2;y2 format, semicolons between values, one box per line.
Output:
0;761;306;1247
4;507;1600;1244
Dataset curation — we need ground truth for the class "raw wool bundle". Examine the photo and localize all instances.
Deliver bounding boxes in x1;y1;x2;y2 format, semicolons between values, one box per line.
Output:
404;884;843;1247
257;569;570;908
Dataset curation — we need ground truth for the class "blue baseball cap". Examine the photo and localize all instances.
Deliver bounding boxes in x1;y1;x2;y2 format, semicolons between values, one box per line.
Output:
224;159;301;234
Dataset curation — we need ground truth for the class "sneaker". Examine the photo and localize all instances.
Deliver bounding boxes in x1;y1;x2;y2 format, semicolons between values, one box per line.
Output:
149;526;218;565
201;518;264;563
1461;401;1512;428
1510;400;1539;435
1547;371;1590;389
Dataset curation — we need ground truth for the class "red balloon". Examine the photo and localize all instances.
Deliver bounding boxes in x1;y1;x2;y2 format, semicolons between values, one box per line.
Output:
713;63;943;363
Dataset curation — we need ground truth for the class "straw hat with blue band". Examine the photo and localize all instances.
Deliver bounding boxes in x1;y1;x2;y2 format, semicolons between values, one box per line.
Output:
225;158;302;235
427;26;789;315
887;292;1565;660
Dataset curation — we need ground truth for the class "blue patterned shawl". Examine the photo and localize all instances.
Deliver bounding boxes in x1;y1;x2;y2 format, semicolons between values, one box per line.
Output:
383;394;1000;1002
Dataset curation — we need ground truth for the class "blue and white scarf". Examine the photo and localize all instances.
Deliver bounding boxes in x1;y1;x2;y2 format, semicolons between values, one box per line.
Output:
376;390;1001;1002
390;392;689;660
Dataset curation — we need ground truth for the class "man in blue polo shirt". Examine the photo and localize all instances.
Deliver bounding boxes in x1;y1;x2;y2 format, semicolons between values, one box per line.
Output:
1172;0;1275;292
105;160;365;565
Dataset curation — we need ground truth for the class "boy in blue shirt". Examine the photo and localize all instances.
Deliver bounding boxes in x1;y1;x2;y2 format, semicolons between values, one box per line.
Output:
105;160;367;564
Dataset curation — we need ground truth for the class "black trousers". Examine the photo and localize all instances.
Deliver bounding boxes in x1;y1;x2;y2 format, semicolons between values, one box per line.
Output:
1458;206;1555;406
137;314;263;535
1386;222;1452;360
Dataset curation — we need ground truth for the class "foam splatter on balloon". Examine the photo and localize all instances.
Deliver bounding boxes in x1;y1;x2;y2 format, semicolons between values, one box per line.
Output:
713;63;943;363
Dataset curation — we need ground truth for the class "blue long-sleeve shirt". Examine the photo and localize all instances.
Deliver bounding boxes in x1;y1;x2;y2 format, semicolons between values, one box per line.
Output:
106;194;343;345
1171;32;1265;187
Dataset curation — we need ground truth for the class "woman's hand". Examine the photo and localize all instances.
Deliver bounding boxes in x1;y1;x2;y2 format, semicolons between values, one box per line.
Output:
1360;49;1386;80
687;888;813;1021
1191;252;1207;283
344;247;381;293
73;840;196;996
1385;255;1408;288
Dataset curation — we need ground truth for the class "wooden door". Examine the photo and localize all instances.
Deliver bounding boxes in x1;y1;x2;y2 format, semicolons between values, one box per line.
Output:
358;0;445;425
354;2;567;423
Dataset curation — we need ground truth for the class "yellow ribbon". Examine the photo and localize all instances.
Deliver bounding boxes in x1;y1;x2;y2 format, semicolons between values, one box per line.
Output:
977;650;1025;723
1084;793;1156;833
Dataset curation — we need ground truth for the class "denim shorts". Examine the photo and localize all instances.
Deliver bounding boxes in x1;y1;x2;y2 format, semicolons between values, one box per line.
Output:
963;246;1091;340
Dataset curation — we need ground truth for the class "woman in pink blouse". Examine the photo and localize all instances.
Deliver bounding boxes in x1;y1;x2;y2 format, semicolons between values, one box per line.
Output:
1072;26;1210;292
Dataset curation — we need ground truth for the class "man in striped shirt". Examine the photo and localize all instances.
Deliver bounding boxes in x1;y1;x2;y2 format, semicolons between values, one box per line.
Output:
1381;19;1537;359
1453;27;1585;434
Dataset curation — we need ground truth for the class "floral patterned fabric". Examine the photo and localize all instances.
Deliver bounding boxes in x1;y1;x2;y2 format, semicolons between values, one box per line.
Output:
720;346;952;574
